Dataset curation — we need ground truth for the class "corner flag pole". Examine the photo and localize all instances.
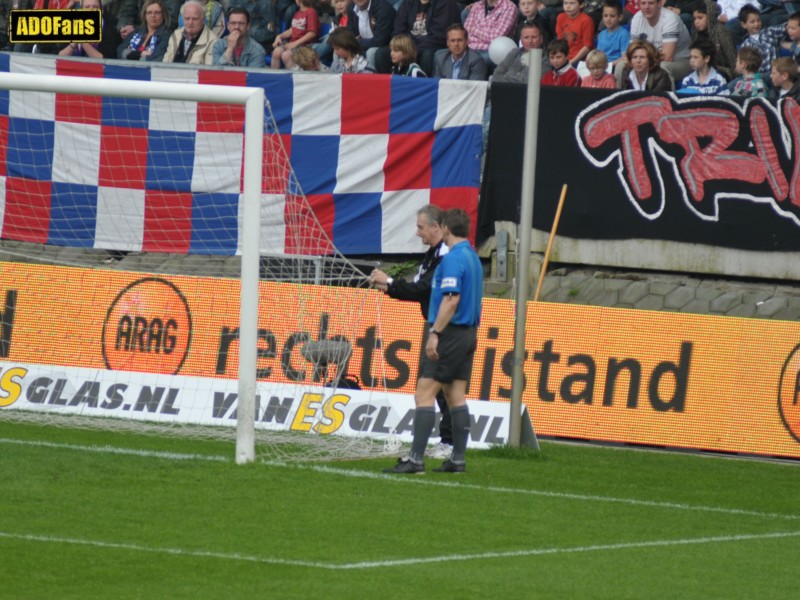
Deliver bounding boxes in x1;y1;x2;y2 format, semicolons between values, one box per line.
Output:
509;48;542;450
534;184;568;302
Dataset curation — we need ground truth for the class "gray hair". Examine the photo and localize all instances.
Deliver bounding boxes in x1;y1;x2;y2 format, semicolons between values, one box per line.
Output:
181;0;206;18
417;205;444;227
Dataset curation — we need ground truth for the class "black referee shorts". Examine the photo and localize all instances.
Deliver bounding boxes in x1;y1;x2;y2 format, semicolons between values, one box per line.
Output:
420;325;478;384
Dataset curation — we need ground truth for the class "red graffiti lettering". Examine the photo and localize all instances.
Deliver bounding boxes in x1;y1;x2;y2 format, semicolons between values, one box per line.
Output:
578;93;799;222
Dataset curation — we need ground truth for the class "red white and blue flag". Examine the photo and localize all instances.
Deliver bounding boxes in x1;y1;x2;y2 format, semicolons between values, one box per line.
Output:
0;54;487;255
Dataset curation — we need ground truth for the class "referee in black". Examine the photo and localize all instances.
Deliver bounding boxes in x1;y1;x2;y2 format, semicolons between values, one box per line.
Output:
384;208;483;474
370;205;453;460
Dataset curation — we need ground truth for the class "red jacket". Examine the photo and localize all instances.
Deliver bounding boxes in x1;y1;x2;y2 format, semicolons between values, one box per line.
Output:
541;64;581;87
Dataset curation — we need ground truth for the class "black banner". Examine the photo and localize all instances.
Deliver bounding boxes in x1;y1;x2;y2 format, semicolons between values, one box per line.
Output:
480;85;800;252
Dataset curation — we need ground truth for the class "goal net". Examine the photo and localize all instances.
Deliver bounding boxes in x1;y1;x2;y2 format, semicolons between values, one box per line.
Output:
0;66;402;463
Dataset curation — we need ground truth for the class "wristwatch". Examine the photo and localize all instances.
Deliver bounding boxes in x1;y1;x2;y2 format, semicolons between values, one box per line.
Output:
386;277;394;286
429;327;439;336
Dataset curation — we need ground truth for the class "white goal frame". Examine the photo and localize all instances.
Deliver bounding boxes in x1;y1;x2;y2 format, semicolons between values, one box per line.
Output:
0;72;264;464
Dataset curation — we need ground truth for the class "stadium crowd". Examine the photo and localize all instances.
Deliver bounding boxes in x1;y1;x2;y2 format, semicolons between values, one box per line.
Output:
2;0;800;95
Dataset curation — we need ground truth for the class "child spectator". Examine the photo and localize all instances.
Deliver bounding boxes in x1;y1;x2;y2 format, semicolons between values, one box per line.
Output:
292;45;330;70
390;34;427;77
781;12;800;64
542;38;581;85
329;27;373;72
271;0;321;69
556;0;594;67
731;46;769;96
315;0;350;64
692;0;736;80
596;0;629;68
514;0;554;45
624;0;641;21
581;49;617;86
678;40;729;94
769;56;800;99
739;4;785;77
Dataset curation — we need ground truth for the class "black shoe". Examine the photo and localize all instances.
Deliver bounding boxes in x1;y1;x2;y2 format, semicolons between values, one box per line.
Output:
383;457;425;474
433;459;465;473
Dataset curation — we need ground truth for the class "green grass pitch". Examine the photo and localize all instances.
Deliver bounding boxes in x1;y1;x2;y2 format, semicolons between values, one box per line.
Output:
1;420;798;599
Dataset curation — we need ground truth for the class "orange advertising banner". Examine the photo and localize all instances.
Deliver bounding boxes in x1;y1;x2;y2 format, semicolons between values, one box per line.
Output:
1;261;799;459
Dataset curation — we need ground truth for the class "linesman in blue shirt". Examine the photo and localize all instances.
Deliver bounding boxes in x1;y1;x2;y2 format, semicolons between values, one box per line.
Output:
384;208;483;474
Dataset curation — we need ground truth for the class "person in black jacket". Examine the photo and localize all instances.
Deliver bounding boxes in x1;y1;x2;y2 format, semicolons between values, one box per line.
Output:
370;205;454;460
346;0;396;69
374;0;460;75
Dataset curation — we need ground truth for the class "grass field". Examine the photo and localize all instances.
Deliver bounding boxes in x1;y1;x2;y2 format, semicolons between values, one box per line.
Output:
1;420;798;599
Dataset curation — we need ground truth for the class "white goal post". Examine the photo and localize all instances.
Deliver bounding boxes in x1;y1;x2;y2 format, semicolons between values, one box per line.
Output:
0;72;264;464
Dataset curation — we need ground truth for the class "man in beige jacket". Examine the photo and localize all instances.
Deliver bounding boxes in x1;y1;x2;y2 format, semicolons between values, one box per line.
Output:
163;0;219;64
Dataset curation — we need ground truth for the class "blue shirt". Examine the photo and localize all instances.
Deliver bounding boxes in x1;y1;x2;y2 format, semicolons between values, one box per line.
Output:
597;26;630;63
428;240;483;327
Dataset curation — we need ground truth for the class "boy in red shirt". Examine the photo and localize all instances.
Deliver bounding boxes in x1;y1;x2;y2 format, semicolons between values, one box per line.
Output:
541;39;581;86
271;0;321;68
555;0;594;67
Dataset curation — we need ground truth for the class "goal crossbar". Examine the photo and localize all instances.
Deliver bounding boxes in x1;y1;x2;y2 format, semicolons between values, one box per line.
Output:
0;72;265;464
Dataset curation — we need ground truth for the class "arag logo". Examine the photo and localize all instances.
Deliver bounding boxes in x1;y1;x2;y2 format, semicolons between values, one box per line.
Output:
778;344;800;443
102;278;192;375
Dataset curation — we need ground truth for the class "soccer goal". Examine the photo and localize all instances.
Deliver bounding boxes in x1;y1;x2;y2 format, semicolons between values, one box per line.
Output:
0;67;391;464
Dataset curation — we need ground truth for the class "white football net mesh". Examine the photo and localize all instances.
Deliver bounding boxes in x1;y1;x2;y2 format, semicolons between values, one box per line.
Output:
0;71;404;462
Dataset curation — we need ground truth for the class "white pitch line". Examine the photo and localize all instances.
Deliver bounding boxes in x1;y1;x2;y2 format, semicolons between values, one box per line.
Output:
1;530;798;570
3;437;799;522
302;464;800;522
0;437;229;462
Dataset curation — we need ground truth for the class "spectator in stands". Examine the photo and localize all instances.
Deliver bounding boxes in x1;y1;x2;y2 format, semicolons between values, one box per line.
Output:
212;6;267;66
739;4;786;77
678;39;729;94
292;44;330;68
581;49;617;86
617;0;692;85
346;0;396;69
782;12;800;64
117;0;171;62
692;0;736;80
119;0;181;38
462;0;518;63
769;56;800;99
730;45;769;96
664;0;695;31
624;0;641;23
374;0;460;76
492;21;551;82
315;0;351;65
227;0;279;51
596;0;629;69
271;0;321;68
118;0;171;60
389;32;427;75
621;38;674;89
59;0;122;58
541;38;581;84
329;26;374;70
556;0;594;67
722;0;787;47
162;0;219;63
514;0;553;45
433;23;489;79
